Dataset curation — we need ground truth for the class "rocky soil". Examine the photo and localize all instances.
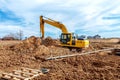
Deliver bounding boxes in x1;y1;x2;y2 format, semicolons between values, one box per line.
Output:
0;36;120;80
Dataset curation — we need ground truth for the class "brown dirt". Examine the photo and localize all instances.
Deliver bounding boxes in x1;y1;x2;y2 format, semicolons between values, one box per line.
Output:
90;38;120;43
41;37;59;46
0;37;120;80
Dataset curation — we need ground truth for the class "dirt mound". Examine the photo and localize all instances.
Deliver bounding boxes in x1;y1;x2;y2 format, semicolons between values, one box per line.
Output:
24;36;41;46
7;36;42;54
41;37;57;46
6;36;60;54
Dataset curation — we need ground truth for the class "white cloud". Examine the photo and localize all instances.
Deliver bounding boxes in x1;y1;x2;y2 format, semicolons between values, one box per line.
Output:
0;0;120;38
0;24;39;38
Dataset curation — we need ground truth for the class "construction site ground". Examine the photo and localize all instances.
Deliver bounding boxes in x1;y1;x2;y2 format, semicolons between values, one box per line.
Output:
0;37;120;80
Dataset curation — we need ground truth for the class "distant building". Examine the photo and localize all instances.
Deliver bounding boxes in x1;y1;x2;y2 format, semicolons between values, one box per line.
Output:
87;34;101;39
2;36;15;40
87;36;93;39
93;34;101;39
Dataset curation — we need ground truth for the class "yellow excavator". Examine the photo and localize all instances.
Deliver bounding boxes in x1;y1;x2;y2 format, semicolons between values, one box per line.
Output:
40;16;89;51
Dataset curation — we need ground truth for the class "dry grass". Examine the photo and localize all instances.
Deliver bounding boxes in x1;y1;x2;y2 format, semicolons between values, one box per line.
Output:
0;40;21;47
90;38;120;43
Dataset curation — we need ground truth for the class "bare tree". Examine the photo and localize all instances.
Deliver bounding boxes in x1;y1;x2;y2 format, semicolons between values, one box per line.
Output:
2;30;24;40
16;30;23;40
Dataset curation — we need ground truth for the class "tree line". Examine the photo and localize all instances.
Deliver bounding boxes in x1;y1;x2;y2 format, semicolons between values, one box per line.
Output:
0;30;23;40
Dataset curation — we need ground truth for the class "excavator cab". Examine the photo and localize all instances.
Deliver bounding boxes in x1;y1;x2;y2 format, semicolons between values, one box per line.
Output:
60;33;77;45
60;33;72;44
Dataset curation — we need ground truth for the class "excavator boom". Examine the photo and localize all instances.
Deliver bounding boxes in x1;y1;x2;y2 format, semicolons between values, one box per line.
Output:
40;15;89;50
40;16;68;38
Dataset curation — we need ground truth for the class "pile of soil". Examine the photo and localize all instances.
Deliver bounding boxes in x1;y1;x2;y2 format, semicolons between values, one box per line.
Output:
6;36;67;55
6;36;42;54
6;36;115;54
41;37;58;46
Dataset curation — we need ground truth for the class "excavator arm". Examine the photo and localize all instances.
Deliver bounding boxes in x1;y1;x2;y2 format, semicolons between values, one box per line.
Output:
40;16;68;38
40;15;89;49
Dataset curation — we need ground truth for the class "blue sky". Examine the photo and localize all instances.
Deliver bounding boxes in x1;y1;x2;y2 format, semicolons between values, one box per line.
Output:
0;0;120;38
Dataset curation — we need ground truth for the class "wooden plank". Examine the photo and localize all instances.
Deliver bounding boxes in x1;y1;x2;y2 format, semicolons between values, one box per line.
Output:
0;72;26;80
46;48;114;60
21;67;41;73
24;73;42;80
0;68;45;80
13;70;43;76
